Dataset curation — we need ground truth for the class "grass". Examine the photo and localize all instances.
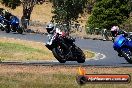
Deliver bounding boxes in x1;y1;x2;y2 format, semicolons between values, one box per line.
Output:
0;37;94;61
0;65;131;88
0;37;54;61
0;42;51;61
84;50;95;59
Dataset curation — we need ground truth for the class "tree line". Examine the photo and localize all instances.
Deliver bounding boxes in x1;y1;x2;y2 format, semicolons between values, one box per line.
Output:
0;0;131;32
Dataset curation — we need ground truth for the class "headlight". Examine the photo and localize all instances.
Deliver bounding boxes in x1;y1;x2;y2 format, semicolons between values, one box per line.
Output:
16;21;19;23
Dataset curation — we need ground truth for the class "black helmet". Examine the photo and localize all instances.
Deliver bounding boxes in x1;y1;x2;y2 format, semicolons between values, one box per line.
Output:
46;23;54;34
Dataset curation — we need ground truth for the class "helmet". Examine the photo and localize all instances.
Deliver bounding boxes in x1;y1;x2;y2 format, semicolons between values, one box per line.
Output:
2;10;8;14
111;26;119;32
46;23;54;34
111;26;119;37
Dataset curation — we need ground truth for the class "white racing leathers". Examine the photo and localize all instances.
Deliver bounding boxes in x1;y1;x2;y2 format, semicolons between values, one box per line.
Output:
46;28;62;45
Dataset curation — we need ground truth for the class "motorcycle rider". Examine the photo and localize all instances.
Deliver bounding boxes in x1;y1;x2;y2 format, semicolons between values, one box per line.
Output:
0;8;4;21
46;22;63;45
2;10;13;21
1;10;15;32
0;8;5;30
111;25;119;37
111;25;130;57
46;22;72;47
45;22;85;63
111;25;127;42
0;8;4;15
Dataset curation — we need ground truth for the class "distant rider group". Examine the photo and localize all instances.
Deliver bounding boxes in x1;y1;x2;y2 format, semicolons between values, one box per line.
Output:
0;8;23;34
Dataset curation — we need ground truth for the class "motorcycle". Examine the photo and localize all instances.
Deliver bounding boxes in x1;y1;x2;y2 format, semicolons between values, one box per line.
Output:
5;16;23;34
113;33;132;64
45;30;86;63
0;15;23;34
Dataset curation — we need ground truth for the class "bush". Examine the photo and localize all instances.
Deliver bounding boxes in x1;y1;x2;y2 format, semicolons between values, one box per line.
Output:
86;0;131;33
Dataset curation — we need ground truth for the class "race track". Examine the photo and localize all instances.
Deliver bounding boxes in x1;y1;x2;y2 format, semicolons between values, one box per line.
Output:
0;31;132;67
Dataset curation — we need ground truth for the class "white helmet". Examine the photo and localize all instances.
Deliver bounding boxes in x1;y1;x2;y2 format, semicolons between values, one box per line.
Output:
46;23;54;33
111;26;119;31
46;23;54;29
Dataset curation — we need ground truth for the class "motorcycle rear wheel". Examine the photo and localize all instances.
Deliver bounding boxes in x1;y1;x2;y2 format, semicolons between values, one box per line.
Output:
17;27;23;34
52;48;66;63
121;48;132;64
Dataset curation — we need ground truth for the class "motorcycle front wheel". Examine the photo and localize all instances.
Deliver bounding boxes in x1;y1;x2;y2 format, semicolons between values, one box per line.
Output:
121;48;132;64
75;46;86;63
52;47;66;63
17;27;23;34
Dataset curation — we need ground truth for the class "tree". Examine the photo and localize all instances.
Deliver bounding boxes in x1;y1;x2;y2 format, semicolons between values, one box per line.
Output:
0;0;45;29
120;15;132;32
86;0;96;13
50;0;87;31
87;0;132;30
0;0;21;9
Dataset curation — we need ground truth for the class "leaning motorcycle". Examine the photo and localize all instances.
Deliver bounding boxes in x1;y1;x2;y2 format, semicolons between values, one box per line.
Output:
113;33;132;64
45;32;86;63
0;15;23;34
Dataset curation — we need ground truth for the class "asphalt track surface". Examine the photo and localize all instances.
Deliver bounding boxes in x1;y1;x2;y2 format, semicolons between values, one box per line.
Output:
0;31;132;67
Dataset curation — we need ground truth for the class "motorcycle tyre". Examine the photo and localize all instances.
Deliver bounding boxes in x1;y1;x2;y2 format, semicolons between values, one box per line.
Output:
75;47;86;63
121;48;132;64
17;27;23;34
52;48;66;63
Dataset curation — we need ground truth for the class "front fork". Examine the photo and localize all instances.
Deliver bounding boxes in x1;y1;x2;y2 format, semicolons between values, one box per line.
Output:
117;50;123;57
114;47;123;57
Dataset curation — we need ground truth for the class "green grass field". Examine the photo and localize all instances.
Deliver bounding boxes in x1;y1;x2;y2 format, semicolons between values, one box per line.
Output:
1;73;131;88
0;42;52;61
0;65;131;88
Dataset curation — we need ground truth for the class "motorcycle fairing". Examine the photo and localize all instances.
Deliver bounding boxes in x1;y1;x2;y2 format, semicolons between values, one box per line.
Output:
10;16;19;26
113;35;126;49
